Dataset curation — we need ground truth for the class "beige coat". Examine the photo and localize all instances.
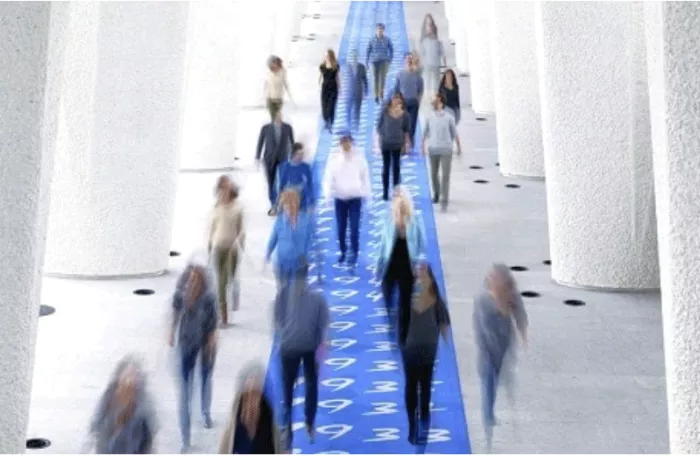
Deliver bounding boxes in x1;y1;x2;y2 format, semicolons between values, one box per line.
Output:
218;395;282;454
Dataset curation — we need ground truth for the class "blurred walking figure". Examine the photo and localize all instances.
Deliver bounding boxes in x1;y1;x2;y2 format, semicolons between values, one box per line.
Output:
218;363;282;454
278;142;315;212
419;16;446;98
87;356;156;454
439;69;461;124
209;176;245;325
473;263;528;450
265;189;314;288
422;93;462;211
394;53;424;147
402;264;450;445
366;23;394;102
256;110;295;216
346;50;368;132
420;14;438;41
376;187;426;345
322;132;371;265
264;56;293;121
275;268;330;450
376;92;411;200
319;49;341;132
169;264;219;453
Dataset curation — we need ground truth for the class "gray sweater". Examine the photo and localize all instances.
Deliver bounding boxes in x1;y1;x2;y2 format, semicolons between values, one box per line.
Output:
404;293;450;360
419;37;445;68
274;282;330;353
393;69;424;102
424;110;457;154
472;290;528;364
377;110;411;149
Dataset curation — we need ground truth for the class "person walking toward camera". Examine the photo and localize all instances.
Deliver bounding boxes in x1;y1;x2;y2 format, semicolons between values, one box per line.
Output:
376;92;411;201
256;111;295;216
277;142;315;212
393;53;424;147
366;23;394;102
319;49;341;132
346;50;368;131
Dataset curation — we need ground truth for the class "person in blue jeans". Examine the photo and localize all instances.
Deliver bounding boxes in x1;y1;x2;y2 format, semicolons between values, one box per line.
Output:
473;263;528;450
169;263;219;453
277;142;315;212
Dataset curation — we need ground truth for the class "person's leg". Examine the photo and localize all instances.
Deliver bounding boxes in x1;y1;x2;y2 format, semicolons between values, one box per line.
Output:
479;353;498;449
329;92;338;128
200;346;215;427
348;198;362;259
417;352;436;442
178;349;197;450
441;154;453;209
381;148;391;200
391;148;402;193
264;161;277;211
397;267;415;346
334;198;349;261
373;62;381;100
353;96;362;130
302;351;319;439
403;356;419;443
266;98;275;120
280;350;303;449
407;102;419;145
229;248;240;311
214;247;230;324
379;61;389;99
429;154;441;203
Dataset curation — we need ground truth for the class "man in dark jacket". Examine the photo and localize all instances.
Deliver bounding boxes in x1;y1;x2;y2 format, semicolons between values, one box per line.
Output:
256;110;295;215
346;50;368;132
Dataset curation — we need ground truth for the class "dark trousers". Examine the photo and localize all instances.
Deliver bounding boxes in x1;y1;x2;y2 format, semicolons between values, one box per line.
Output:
178;346;214;445
347;96;363;131
403;349;436;435
382;263;415;345
264;160;282;207
334;198;362;255
405;99;420;145
381;147;402;200
321;88;338;128
280;349;319;446
373;61;390;99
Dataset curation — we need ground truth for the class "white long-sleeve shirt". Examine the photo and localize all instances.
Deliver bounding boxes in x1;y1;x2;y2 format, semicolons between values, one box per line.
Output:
323;148;371;201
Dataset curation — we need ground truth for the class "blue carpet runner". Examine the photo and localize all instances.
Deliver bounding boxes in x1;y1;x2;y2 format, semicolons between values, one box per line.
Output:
265;2;471;453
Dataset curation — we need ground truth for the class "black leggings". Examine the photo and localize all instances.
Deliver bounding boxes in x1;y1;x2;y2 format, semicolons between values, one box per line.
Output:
321;87;338;127
382;263;414;345
381;147;402;200
403;350;436;431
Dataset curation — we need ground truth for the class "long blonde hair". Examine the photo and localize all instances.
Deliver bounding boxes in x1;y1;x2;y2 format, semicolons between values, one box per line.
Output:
392;186;414;227
279;189;300;219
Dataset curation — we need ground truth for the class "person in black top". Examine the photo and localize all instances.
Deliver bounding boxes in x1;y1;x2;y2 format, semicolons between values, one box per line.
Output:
319;49;341;132
439;69;461;124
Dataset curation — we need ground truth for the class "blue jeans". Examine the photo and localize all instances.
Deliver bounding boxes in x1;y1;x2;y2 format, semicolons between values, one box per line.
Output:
478;350;503;430
346;96;363;131
334;198;362;255
178;346;214;446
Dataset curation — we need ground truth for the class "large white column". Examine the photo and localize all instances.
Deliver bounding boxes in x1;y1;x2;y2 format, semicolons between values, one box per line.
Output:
272;1;302;63
536;2;658;289
465;0;494;113
43;2;189;278
491;2;543;179
450;0;470;75
179;2;242;171
236;5;276;108
0;3;67;451
645;3;700;452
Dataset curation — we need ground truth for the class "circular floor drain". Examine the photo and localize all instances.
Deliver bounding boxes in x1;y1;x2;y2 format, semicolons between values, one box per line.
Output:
496;162;500;167
543;260;551;266
133;289;155;296
521;291;540;298
476;117;487;121
506;184;521;189
39;305;55;317
26;439;51;450
474;180;489;184
510;266;528;272
564;299;585;307
469;165;483;170
169;251;180;257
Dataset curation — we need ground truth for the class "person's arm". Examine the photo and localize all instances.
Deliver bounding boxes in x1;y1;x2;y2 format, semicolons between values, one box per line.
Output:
413;213;428;262
256;126;266;161
235;207;246;251
388;38;394;62
282;69;293;101
169;289;185;346
440;40;447;67
305;164;315;209
512;293;529;346
266;217;281;262
435;296;451;342
455;84;461;109
449;117;461;155
422;117;430;155
204;295;218;351
318;65;324;85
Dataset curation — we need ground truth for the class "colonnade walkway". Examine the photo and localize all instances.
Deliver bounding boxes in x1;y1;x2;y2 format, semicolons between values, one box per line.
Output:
26;1;668;454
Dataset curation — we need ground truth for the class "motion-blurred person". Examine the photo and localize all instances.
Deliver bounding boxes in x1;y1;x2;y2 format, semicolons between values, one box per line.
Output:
419;18;446;98
393;53;424;147
87;356;156;454
319;49;340;133
473;263;528;450
376;92;411;201
264;56;293;121
275;267;330;450
402;264;450;444
439;69;461;124
218;363;282;454
256;110;295;216
346;50;368;131
169;264;219;453
422;93;462;211
376;187;426;345
322;132;371;265
265;189;313;288
366;23;394;102
420;14;438;41
277;142;315;212
209;176;245;325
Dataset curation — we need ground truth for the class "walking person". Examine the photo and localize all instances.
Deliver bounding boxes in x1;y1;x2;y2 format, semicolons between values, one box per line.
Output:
419;19;446;99
275;268;330;451
277;142;315;212
393;53;424;147
376;92;411;200
322;132;371;265
169;264;219;453
218;363;282;454
319;49;341;132
402;264;451;445
439;69;461;124
473;263;528;450
208;176;245;325
346;50;368;132
86;356;156;454
420;14;438;42
366;23;394;103
422;93;462;211
264;56;293;121
375;187;427;346
256;110;295;216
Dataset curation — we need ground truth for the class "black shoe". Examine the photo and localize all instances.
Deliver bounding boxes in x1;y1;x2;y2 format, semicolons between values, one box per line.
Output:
338;253;346;264
268;207;277;216
416;416;430;444
348;252;358;265
432;194;439;204
408;420;417;445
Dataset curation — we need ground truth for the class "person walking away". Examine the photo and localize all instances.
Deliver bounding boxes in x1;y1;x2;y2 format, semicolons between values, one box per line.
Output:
218;363;282;454
422;93;462;211
274;268;330;451
87;356;156;453
265;189;314;288
346;50;368;132
376;93;411;200
169;264;219;453
419;20;446;99
393;53;424;147
375;187;427;345
402;264;451;445
209;176;245;325
319;49;341;133
264;56;293;121
439;69;461;124
366;23;394;103
256;111;295;216
277;142;315;213
322;132;371;265
473;263;528;450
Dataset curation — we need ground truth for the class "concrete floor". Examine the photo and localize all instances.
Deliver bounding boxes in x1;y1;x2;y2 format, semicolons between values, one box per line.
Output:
26;1;668;454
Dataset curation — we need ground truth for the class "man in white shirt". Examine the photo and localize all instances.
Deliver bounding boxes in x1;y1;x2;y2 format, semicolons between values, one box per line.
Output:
323;132;372;265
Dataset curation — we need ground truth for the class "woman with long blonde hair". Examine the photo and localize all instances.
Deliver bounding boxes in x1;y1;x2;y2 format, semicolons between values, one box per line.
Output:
319;49;341;132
